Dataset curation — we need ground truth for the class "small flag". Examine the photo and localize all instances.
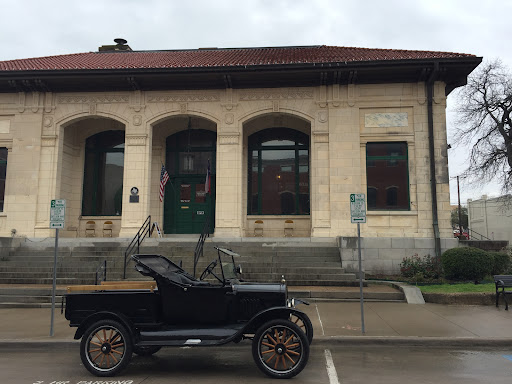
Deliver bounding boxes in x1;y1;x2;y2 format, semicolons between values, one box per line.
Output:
159;164;169;202
205;159;211;194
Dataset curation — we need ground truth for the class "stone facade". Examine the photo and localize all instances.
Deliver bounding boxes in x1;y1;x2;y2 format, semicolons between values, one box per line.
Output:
0;81;453;246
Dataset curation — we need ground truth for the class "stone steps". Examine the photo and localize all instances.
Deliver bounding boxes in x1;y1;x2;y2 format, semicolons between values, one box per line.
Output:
0;237;366;305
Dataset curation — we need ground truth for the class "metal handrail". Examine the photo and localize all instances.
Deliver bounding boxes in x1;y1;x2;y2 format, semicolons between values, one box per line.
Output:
95;260;107;285
193;216;210;277
123;215;151;279
466;227;492;241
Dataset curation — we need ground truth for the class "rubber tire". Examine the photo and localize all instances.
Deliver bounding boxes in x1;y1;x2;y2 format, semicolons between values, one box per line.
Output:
80;319;133;377
252;319;310;379
133;345;162;356
290;312;314;345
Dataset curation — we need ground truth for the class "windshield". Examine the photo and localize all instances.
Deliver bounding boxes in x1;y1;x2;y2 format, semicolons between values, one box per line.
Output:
216;247;240;282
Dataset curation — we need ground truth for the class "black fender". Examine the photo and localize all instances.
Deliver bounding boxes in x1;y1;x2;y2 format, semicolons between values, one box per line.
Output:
73;311;135;340
240;306;311;335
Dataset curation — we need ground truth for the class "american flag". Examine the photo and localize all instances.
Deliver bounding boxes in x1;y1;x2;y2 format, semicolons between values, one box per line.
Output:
205;159;211;194
159;164;169;202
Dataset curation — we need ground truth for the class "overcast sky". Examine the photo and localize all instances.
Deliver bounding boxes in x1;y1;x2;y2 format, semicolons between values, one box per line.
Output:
1;0;509;204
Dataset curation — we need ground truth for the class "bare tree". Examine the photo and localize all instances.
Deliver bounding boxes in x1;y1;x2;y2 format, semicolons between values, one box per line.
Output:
455;59;512;194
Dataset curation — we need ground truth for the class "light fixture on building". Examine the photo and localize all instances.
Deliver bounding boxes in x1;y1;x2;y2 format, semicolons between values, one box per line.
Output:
183;154;194;171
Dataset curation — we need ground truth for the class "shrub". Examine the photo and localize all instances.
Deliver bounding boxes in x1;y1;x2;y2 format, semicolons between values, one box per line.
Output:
441;247;493;282
400;254;441;280
489;251;511;275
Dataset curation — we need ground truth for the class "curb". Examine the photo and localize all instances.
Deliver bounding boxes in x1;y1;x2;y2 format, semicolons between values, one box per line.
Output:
313;336;512;347
2;336;512;348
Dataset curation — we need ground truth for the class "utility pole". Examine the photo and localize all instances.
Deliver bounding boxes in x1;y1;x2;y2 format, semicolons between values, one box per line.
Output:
457;176;463;238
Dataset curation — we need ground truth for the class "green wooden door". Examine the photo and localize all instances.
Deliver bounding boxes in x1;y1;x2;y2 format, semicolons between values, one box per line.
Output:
164;176;215;234
175;177;212;233
162;127;216;235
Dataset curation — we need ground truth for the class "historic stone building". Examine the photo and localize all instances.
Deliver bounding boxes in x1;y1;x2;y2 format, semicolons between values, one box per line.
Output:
0;41;480;263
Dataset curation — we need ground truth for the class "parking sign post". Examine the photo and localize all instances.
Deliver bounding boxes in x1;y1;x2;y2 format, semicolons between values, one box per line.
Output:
50;199;65;337
350;194;366;334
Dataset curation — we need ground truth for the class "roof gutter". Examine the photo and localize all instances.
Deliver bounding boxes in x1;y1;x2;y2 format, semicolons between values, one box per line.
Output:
426;62;441;258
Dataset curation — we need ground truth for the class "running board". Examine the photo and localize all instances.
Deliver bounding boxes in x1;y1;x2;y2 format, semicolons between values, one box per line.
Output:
138;324;245;346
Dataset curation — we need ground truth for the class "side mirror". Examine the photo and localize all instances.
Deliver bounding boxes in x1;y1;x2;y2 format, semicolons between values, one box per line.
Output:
236;265;243;275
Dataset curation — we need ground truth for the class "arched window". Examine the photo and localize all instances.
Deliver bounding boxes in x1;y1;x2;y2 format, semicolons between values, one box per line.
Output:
248;128;309;215
82;130;124;216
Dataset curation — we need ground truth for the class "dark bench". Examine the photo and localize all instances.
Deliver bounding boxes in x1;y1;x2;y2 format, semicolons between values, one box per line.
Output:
494;275;512;310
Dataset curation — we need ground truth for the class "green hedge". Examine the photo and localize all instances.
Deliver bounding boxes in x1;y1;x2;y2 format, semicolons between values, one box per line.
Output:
441;247;493;281
489;251;511;275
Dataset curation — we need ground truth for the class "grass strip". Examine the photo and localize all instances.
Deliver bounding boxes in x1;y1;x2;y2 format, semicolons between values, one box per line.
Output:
419;283;495;293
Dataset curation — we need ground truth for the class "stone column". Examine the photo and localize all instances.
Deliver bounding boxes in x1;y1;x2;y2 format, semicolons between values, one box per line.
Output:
311;130;331;237
119;115;151;238
214;132;242;237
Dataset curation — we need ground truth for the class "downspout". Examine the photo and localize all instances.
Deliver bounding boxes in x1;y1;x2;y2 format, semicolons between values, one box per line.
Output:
427;62;441;258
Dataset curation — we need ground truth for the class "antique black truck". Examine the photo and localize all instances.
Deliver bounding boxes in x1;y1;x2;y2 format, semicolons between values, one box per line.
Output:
64;247;313;379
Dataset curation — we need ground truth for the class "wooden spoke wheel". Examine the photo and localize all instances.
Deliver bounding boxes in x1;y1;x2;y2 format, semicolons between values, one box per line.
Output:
290;312;314;345
252;319;309;379
80;320;132;377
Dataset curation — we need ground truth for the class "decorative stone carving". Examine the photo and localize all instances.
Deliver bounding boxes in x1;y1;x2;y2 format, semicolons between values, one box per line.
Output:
148;94;220;102
89;103;97;115
130;90;145;112
43;116;53;128
180;103;187;114
348;84;355;107
239;89;314;100
31;92;40;113
273;100;279;112
133;115;142;126
126;135;147;146
318;111;328;123
58;95;129;104
219;135;239;145
41;135;57;147
18;92;25;113
365;113;408;128
225;113;234;125
44;92;55;113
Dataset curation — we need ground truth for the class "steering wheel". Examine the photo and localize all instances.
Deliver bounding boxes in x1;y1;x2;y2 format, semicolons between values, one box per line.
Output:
199;260;223;283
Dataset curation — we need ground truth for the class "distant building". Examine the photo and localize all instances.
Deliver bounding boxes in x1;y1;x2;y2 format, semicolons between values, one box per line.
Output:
0;40;481;269
468;195;512;242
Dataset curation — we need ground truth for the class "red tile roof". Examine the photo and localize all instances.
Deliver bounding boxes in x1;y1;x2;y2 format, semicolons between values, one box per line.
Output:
0;45;477;72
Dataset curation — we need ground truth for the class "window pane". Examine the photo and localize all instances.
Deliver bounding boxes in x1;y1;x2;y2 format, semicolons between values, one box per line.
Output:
298;149;310;214
179;151;212;174
196;183;206;203
0;149;6;212
366;142;409;210
367;142;406;157
248;129;310;215
249;150;259;214
180;184;191;203
261;150;295;214
103;152;124;215
82;131;124;216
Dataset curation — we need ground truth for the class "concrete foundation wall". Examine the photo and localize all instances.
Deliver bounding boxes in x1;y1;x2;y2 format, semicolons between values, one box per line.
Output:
338;236;458;275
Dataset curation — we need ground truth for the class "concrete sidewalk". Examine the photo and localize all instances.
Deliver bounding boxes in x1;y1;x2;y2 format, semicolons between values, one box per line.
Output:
2;300;512;347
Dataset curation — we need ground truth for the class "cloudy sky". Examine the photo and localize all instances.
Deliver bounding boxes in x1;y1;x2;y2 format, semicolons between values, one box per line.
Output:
1;0;509;204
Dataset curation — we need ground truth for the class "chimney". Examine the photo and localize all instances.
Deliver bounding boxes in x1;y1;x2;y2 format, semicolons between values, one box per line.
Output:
98;38;132;52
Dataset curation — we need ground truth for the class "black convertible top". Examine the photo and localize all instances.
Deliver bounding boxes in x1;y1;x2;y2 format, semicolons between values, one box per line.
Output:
131;254;209;286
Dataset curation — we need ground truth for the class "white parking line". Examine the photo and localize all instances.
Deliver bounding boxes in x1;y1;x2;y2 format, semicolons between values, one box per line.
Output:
316;303;325;336
324;349;340;384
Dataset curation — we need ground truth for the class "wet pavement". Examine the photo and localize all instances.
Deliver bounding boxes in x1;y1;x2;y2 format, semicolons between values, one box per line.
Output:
1;299;512;345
